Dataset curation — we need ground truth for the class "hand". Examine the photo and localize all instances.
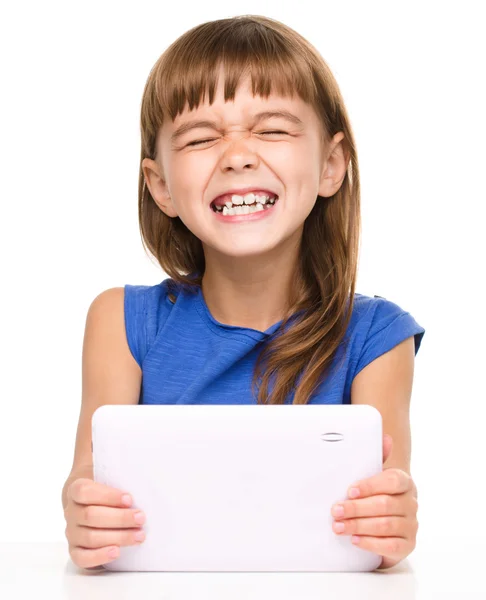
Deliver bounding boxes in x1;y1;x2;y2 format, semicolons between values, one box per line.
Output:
64;478;147;569
330;434;419;570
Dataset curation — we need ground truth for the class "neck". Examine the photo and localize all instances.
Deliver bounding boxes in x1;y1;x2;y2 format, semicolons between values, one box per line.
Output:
200;236;302;333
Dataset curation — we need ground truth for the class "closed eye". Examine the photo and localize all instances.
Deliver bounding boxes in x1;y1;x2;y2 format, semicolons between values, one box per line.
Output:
187;139;216;147
186;131;289;147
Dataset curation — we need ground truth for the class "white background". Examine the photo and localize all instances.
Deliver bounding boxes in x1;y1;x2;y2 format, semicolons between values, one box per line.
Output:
1;0;484;551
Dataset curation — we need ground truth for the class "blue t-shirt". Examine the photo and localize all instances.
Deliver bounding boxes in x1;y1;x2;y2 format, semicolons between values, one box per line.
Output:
124;278;425;405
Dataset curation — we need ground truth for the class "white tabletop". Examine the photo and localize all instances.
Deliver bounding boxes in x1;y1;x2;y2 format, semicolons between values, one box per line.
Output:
0;534;483;600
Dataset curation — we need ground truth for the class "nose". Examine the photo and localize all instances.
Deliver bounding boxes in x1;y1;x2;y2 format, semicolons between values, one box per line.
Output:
219;129;259;172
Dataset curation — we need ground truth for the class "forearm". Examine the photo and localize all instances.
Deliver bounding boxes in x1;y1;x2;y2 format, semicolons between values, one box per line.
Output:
62;463;93;511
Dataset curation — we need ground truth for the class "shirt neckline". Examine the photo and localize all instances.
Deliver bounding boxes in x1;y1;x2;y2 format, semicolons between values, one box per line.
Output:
193;283;285;340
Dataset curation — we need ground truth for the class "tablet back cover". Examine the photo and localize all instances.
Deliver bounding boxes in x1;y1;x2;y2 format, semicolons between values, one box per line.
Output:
92;404;383;572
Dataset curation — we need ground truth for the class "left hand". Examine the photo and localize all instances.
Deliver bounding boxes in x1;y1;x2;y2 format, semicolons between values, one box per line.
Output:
330;433;419;570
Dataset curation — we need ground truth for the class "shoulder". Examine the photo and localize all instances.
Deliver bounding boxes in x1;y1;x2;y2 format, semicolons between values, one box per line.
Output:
88;283;171;316
352;293;405;322
123;278;178;319
124;278;171;306
85;286;141;374
352;293;422;336
122;278;178;368
88;286;125;321
349;292;426;376
86;288;128;356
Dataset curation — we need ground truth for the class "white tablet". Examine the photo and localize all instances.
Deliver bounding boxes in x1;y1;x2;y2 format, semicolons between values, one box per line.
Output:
92;404;383;572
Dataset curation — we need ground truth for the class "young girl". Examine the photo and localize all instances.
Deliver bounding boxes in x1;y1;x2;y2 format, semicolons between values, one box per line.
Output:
63;14;425;572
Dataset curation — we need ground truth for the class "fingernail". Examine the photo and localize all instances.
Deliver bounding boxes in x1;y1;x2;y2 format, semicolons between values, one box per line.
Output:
134;530;146;542
122;494;132;506
333;522;345;533
332;504;345;517
349;487;360;498
134;511;146;524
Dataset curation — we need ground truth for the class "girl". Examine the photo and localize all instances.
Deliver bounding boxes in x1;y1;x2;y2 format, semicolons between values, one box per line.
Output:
63;14;425;571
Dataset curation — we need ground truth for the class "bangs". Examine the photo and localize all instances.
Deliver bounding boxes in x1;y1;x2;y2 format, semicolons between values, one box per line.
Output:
149;19;320;124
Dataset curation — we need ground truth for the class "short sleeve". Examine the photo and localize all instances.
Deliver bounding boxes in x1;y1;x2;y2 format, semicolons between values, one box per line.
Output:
124;284;149;369
353;300;425;378
123;280;173;368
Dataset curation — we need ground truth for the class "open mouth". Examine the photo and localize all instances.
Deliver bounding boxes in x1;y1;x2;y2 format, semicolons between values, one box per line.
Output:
210;195;279;215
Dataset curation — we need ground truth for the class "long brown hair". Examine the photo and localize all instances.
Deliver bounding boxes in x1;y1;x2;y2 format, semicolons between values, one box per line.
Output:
138;15;361;405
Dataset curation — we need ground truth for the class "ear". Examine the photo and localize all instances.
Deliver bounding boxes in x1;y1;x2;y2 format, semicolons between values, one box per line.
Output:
141;158;178;218
317;131;350;198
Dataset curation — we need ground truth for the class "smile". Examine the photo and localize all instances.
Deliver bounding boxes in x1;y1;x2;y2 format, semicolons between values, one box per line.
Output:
210;197;279;222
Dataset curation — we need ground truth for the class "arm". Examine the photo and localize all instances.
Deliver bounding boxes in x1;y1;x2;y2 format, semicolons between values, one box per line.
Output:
351;335;416;489
333;335;419;570
62;287;142;511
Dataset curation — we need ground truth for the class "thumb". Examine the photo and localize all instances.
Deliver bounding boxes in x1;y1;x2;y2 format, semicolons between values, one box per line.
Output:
383;433;393;464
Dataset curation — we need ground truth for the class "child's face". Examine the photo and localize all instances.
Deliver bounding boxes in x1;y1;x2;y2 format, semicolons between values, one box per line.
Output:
142;67;347;259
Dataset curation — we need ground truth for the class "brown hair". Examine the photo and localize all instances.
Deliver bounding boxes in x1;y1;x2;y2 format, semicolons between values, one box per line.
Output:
138;15;361;405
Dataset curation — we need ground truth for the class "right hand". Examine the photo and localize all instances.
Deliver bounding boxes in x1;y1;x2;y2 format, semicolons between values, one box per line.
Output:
64;477;146;569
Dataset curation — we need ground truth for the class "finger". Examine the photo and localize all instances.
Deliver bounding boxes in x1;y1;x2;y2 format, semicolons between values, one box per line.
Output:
348;468;413;499
68;478;133;508
331;493;413;520
332;515;408;537
69;544;120;570
350;534;412;561
74;503;146;529
69;524;146;549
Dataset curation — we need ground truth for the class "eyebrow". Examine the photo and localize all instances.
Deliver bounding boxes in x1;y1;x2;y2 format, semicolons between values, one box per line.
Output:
170;110;304;142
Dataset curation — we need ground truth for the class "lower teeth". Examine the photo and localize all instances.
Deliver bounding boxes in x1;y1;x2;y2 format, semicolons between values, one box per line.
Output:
213;201;276;216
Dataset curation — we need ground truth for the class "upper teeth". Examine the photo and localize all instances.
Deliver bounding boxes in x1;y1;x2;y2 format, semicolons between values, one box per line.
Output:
221;192;276;209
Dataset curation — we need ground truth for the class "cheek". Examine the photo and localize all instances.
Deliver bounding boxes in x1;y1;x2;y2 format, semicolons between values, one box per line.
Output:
293;151;324;203
267;143;320;182
293;149;322;180
172;154;215;196
260;146;323;217
284;160;322;205
167;161;202;203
